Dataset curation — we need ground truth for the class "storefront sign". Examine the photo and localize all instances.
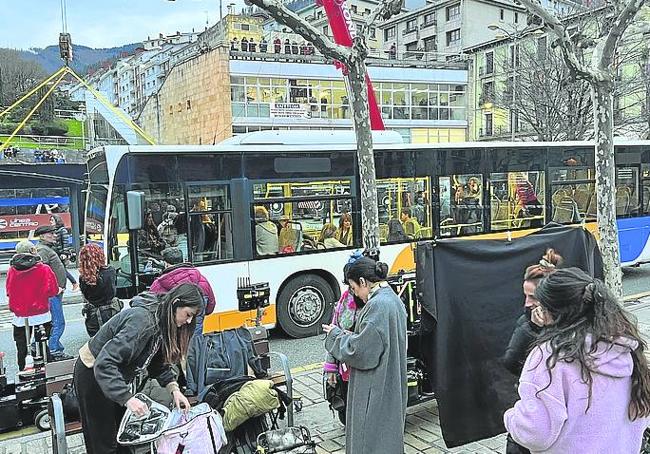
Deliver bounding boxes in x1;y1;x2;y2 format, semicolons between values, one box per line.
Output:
0;213;71;233
270;103;310;119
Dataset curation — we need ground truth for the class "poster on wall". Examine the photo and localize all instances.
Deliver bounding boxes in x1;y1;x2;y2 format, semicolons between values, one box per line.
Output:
270;103;311;119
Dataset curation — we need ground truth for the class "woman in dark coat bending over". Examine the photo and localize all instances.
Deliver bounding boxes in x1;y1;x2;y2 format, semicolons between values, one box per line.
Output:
73;283;202;454
323;257;408;454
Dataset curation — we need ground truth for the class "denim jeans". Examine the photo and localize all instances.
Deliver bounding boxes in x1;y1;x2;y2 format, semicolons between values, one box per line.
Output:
48;294;65;354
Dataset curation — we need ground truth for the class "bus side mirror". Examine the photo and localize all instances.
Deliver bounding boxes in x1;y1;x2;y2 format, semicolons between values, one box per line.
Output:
127;191;145;230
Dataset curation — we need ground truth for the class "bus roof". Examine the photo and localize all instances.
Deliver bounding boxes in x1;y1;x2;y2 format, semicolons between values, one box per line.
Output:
91;133;650;160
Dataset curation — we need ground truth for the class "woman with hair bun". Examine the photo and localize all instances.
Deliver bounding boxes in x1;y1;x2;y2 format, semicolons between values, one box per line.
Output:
503;248;563;454
322;257;407;454
504;267;650;453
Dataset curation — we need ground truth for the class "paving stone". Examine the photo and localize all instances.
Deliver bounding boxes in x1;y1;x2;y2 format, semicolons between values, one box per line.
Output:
319;439;342;452
404;433;431;451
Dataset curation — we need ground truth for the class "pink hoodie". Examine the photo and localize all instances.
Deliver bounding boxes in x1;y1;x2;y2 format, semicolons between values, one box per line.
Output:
504;336;649;454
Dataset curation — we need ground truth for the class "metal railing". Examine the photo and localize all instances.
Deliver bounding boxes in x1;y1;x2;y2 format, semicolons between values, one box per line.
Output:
228;49;466;69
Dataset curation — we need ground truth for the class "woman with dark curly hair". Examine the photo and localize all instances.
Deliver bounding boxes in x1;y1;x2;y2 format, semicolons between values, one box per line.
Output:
504;267;650;453
78;244;118;336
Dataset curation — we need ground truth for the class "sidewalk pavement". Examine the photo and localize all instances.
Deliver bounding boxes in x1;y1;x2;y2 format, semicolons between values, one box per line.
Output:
1;297;650;454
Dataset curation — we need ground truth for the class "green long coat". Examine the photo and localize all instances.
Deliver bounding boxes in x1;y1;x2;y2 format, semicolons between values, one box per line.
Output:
325;285;408;454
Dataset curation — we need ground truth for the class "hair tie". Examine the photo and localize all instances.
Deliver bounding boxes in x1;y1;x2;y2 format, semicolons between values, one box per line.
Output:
539;259;555;269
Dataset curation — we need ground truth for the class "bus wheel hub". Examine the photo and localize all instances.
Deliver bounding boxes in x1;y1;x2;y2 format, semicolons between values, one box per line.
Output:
290;287;323;327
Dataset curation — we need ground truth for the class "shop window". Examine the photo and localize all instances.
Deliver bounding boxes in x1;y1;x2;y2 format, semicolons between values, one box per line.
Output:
439;174;483;237
490;171;545;231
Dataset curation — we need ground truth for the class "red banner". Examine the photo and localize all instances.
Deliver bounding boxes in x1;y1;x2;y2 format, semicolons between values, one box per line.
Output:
0;213;71;233
318;0;385;130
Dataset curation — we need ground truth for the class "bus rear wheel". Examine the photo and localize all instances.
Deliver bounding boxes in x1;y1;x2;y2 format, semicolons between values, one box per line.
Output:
277;274;335;338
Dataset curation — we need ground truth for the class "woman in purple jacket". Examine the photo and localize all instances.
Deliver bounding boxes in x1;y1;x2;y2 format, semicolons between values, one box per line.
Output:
504;268;650;453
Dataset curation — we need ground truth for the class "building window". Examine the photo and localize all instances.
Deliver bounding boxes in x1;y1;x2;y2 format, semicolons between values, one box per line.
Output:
370;27;376;39
514;12;519;23
406;19;417;32
446;29;461;46
424;12;436;26
424;36;437;52
485;51;494;74
186;100;192;110
323;25;329;36
240;23;250;31
385;26;396;40
500;9;504;20
364;8;371;15
446;4;460;21
351;4;357;13
485;113;493;136
481;81;494;104
509;44;520;67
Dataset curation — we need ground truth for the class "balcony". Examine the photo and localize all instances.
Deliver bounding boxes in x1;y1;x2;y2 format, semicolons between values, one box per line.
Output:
422;19;437;29
403;26;418;36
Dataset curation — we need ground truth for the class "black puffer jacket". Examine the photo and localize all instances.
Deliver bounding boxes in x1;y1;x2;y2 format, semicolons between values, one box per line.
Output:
87;292;175;406
503;313;541;376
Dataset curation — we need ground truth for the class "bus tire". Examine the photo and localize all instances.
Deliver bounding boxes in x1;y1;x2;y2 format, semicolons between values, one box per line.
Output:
277;274;335;338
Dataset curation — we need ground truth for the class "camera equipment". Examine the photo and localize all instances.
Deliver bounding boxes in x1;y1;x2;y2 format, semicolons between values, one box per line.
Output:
237;278;270;312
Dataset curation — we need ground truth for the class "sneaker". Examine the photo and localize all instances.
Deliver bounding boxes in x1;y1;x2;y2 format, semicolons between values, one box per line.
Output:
51;352;74;361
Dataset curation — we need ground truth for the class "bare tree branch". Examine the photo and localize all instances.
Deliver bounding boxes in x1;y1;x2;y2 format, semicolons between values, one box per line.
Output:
516;0;593;78
246;0;352;63
365;0;404;32
598;0;645;71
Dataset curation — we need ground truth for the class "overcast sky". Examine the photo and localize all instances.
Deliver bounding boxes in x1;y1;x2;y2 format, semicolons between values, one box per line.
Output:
0;0;247;49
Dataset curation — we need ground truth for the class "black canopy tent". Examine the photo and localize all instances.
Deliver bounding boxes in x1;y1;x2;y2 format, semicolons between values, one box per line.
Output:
415;224;603;448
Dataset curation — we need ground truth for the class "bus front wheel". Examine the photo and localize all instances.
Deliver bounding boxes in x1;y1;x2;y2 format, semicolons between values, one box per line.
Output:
277;274;335;338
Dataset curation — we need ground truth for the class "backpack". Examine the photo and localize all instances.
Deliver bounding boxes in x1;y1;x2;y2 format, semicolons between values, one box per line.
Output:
186;328;265;399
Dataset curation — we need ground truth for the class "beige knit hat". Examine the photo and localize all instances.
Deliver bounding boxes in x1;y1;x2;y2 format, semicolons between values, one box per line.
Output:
15;240;36;254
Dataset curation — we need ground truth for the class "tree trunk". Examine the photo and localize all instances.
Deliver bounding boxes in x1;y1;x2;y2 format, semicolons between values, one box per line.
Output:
347;58;380;250
593;81;623;296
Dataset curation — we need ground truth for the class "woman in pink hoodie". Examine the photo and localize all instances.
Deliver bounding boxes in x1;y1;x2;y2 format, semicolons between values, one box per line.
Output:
504;267;650;453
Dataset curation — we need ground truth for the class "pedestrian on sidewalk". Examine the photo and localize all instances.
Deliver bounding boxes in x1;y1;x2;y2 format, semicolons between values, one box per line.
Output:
78;243;119;337
323;257;407;454
74;284;200;454
503;249;563;454
149;247;216;337
504;267;650;453
6;240;59;370
34;225;71;360
323;250;364;424
49;214;80;292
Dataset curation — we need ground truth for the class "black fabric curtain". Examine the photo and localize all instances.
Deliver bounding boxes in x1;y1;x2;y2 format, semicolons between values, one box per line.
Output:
415;223;603;448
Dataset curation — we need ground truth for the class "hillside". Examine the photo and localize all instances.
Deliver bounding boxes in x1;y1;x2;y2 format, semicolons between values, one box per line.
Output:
15;43;141;74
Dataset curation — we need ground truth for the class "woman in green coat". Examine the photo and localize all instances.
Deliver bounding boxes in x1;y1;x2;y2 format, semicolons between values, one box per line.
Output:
323;257;408;454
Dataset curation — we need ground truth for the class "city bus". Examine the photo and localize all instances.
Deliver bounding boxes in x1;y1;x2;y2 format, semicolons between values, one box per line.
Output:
84;131;650;337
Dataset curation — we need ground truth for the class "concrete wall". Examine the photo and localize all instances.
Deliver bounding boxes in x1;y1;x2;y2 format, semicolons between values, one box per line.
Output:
139;46;233;145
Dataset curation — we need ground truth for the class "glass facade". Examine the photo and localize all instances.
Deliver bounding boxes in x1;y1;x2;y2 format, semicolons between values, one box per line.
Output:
231;76;466;123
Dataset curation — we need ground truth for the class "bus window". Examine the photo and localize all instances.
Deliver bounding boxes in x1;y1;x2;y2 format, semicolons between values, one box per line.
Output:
252;180;355;255
551;167;595;223
616;167;639;217
187;184;233;263
377;177;433;243
128;183;187;266
642;165;650;214
490;171;545;231
439;174;484;237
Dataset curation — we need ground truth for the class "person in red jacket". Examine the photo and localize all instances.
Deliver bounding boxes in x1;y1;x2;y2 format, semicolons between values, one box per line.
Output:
6;240;59;370
149;247;215;336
